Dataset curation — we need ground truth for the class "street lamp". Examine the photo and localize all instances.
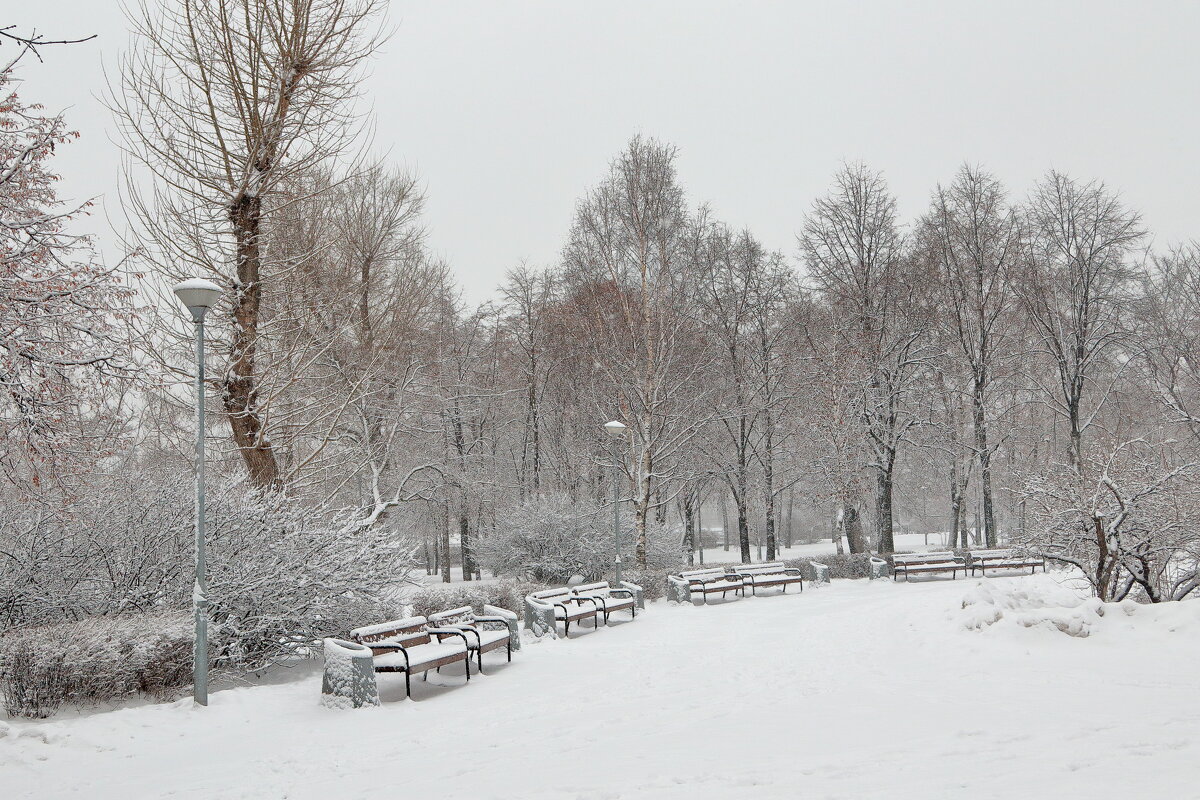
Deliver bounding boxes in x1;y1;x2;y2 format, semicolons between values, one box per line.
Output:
172;278;221;707
604;420;627;586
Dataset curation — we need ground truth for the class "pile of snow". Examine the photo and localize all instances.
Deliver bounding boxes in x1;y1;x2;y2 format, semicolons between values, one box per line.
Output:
956;573;1200;638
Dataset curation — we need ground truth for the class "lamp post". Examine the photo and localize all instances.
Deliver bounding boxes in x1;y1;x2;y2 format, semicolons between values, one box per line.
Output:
604;420;627;586
172;278;222;707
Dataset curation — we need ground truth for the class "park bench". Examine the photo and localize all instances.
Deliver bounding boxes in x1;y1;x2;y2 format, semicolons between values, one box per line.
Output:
350;616;474;698
666;567;747;604
891;551;967;581
524;587;601;637
428;604;520;672
968;548;1046;577
729;562;804;595
571;581;639;625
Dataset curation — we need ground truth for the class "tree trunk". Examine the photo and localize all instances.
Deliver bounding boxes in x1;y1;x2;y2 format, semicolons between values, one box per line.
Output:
785;488;795;548
683;494;695;567
226;193;281;490
844;505;866;553
458;508;473;581
440;503;451;583
875;455;896;553
973;381;998;547
763;440;777;562
721;492;730;551
635;443;652;568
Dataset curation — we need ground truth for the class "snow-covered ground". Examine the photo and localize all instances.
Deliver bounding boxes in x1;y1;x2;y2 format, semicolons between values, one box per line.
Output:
3;572;1198;799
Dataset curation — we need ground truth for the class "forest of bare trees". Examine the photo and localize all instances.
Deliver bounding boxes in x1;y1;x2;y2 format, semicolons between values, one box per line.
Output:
5;0;1200;668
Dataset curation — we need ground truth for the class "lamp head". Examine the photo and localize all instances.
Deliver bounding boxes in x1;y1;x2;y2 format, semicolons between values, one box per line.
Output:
604;420;627;439
172;278;222;322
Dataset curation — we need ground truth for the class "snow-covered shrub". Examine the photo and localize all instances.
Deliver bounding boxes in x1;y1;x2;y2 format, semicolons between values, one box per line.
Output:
478;494;684;583
0;466;414;671
408;580;550;620
0;612;197;718
785;552;875;580
1018;441;1200;602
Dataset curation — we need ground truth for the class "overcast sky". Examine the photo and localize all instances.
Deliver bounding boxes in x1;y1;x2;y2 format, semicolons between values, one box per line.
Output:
14;1;1200;303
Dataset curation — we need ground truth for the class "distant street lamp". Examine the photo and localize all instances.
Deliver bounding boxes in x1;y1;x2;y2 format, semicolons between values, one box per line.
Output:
172;278;222;707
604;420;627;586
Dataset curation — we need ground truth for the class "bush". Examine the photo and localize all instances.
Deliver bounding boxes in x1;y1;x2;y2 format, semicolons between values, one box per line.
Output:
407;579;551;620
478;494;685;583
785;552;878;580
0;613;197;719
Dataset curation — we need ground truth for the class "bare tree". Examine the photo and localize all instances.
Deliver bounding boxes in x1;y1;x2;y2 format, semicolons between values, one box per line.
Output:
562;135;710;568
919;165;1023;546
111;0;385;489
801;163;926;553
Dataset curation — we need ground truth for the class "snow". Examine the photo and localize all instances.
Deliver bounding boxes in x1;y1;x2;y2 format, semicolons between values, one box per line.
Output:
4;573;1199;798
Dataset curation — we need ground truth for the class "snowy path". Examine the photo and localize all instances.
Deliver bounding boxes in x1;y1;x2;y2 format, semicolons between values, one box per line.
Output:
3;574;1199;799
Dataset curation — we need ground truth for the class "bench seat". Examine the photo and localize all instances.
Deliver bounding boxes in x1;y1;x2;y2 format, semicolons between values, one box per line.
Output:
373;641;467;672
427;604;519;672
351;616;474;698
572;581;638;625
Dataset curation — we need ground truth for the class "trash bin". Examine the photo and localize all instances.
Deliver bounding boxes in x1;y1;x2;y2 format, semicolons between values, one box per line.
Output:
321;638;379;709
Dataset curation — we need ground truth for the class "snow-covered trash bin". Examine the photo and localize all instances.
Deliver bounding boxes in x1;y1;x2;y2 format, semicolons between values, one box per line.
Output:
665;575;691;603
523;595;558;639
868;556;890;580
618;580;645;610
320;638;379;709
810;561;831;585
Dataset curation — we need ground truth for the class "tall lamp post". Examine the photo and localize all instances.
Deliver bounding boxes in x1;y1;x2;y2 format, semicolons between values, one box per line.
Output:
604;420;627;586
172;278;222;707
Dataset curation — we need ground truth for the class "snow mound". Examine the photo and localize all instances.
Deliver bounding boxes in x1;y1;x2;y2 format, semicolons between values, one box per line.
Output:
957;575;1132;637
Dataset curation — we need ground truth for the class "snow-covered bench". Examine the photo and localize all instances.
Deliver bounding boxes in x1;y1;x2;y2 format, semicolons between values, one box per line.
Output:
666;567;747;604
968;548;1046;577
729;562;804;595
523;587;601;638
350;616;474;698
570;581;643;625
892;551;967;581
428;604;520;672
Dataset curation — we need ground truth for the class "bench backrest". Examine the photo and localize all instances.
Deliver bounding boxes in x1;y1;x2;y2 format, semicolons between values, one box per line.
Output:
731;562;788;575
529;587;574;602
893;551;960;566
572;582;612;595
350;616;430;647
428;605;475;627
969;549;1015;560
678;567;728;582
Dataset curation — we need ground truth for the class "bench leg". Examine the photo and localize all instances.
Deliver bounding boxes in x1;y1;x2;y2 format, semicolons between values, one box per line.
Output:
465;657;470;681
507;641;512;662
405;670;411;698
477;648;484;674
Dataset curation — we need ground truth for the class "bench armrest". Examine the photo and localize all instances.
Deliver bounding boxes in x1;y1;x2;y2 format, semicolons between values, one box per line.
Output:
607;588;634;599
365;642;408;667
427;628;472;650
